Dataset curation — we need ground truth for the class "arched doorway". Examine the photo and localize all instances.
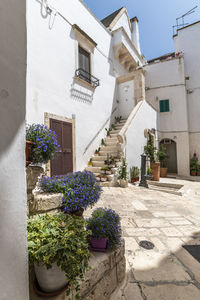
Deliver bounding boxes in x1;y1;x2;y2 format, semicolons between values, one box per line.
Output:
160;139;177;174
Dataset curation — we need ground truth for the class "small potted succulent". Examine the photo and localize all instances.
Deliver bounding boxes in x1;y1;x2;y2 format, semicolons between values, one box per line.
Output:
26;124;60;165
94;147;101;156
130;166;140;183
88;158;93;167
117;158;128;188
157;145;168;177
86;208;122;251
27;213;90;297
101;138;106;146
104;154;115;168
115;116;122;124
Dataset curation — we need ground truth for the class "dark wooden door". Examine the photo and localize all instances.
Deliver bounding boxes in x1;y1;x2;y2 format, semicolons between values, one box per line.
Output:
50;119;73;176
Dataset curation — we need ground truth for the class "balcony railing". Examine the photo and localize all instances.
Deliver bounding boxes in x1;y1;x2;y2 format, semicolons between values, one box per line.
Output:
75;68;100;88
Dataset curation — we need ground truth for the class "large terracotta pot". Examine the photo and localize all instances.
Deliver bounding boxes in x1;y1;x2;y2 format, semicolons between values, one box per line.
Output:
160;167;168;178
34;263;67;293
131;177;139;183
191;171;197;176
26;141;33;166
150;162;160;181
197;172;200;176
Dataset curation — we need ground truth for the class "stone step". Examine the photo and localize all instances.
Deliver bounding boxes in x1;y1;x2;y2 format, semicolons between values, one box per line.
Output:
110;133;118;138
105;140;118;146
92;155;107;161
110;129;120;134
85;166;102;173
99;151;118;156
101;145;118;152
92;161;106;167
105;136;118;143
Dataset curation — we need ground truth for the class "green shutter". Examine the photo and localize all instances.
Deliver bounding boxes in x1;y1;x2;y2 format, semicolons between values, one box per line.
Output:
160;100;169;112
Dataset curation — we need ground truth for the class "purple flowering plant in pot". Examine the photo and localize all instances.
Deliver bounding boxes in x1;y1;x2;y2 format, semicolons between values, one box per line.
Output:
86;208;122;251
39;171;102;216
26;124;60;164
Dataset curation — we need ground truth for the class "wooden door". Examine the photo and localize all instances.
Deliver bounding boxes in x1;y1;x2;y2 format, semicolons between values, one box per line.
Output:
50;119;73;176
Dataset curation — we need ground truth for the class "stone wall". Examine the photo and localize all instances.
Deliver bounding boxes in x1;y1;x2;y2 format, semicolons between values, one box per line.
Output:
30;241;126;300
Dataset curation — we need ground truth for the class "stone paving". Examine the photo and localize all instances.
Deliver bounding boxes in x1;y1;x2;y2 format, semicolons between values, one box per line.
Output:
84;178;200;300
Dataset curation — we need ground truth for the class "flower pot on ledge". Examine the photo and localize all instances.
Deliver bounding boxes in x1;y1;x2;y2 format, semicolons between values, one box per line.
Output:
90;237;108;252
160;167;168;178
26;140;33;166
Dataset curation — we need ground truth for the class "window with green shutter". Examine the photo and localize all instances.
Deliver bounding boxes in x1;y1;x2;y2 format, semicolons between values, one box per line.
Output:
160;99;170;112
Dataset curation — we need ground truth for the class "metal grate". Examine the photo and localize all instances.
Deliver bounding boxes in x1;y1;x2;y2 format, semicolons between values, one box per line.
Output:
75;68;100;88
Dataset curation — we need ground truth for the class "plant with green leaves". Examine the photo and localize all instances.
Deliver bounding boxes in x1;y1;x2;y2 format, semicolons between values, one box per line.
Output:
115;116;122;124
157;144;168;167
111;124;116;130
190;153;198;173
105;127;112;137
130;166;139;179
104;154;115;166
27;213;91;299
101;138;106;146
144;133;156;163
117;158;128;180
101;166;111;171
147;167;152;175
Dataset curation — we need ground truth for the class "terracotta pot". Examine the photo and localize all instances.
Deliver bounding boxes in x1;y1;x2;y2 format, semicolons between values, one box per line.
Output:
197;172;200;176
91;237;108;252
191;171;197;176
26;141;33;166
131;177;139;183
34;263;67;293
150;162;160;181
160;167;168;178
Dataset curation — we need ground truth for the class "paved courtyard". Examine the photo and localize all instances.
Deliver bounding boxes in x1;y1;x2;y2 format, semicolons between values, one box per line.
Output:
85;178;200;300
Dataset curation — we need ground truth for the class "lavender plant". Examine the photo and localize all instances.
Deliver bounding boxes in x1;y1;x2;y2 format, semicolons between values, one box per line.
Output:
26;124;60;164
86;208;122;249
39;171;102;213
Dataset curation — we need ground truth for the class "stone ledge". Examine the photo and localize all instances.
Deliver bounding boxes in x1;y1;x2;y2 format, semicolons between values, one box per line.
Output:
30;192;63;215
30;241;125;300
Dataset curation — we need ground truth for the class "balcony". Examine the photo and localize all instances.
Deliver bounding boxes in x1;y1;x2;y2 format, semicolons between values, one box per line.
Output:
75;68;100;88
112;27;144;72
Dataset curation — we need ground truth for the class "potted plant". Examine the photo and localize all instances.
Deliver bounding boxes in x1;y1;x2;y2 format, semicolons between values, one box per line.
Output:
101;138;106;146
104;154;115;168
105;127;112;137
144;133;160;181
88;158;93;167
26;124;60;164
39;171;102;216
94;147;101;156
130;166;140;183
190;153;198;176
27;213;90;297
157;144;168;177
115;116;122;124
197;165;200;176
117;158;128;188
101;166;112;175
86;208;122;251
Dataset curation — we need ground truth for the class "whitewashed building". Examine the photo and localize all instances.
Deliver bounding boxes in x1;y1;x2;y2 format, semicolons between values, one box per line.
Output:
26;0;156;180
145;21;200;176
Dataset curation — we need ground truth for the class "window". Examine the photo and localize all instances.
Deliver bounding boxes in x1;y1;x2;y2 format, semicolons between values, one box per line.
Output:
78;46;91;83
160;99;170;112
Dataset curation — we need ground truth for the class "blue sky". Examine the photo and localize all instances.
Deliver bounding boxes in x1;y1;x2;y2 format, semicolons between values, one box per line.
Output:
84;0;200;60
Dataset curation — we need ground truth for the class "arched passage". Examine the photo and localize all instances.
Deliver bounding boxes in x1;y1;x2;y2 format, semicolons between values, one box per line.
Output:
160;139;177;174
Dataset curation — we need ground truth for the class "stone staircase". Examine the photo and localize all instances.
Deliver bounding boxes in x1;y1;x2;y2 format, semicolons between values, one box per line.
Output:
85;119;127;186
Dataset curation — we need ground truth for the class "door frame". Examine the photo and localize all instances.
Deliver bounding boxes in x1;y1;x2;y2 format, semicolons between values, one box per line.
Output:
160;139;177;174
44;112;76;176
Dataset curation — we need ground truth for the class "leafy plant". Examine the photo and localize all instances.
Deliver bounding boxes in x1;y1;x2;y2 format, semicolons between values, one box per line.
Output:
130;166;139;179
95;147;101;154
117;158;128;180
101;166;111;171
147;167;152;175
157;144;168;167
111;124;116;130
27;212;90;298
39;171;102;213
144;133;156;163
104;154;115;166
86;208;122;249
26;124;60;164
105;127;112;137
190;153;198;173
115;116;122;124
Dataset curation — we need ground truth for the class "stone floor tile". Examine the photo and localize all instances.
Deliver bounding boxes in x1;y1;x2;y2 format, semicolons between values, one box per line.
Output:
166;218;192;225
153;211;181;218
124;237;139;251
125;228;161;237
177;225;199;236
141;284;200;300
121;217;136;228
123;283;143;300
131;200;148;211
165;238;184;252
150;237;167;251
134;218;170;228
160;227;183;237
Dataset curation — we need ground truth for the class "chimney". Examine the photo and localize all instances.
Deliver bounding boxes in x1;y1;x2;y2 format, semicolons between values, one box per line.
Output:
130;17;141;54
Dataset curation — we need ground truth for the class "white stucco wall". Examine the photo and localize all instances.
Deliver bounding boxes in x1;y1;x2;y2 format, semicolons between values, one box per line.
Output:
0;1;29;299
174;22;200;157
112;12;132;40
26;0;126;170
118;80;135;118
125;101;157;170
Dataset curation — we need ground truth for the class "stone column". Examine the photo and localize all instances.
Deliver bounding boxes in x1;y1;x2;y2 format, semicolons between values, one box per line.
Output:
134;69;146;104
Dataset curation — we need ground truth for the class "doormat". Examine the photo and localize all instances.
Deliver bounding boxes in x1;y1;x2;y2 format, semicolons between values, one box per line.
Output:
182;245;200;263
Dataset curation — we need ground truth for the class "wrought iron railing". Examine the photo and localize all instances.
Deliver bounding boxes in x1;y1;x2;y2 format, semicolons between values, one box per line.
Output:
75;68;100;88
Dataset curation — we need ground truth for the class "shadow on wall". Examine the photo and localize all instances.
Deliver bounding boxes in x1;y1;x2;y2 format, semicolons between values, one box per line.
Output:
122;231;200;299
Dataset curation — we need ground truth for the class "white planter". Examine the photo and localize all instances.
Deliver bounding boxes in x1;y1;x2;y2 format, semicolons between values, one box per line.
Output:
119;179;128;188
101;177;107;182
34;262;67;293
